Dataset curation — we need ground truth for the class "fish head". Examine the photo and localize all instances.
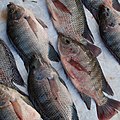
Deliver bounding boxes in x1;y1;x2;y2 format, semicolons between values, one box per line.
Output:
7;2;25;20
98;5;114;24
29;55;43;71
58;33;79;57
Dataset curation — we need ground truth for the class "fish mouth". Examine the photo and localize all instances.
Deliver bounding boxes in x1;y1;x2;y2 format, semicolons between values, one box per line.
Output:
7;2;16;8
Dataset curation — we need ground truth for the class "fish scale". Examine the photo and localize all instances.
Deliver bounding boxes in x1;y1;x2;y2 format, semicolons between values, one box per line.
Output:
7;3;50;71
98;5;120;63
81;0;120;23
0;84;42;120
58;34;120;120
46;0;93;43
8;19;48;62
0;39;24;90
28;56;78;120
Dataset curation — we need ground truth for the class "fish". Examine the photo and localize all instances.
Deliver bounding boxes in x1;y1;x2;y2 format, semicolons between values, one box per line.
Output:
45;0;94;43
98;4;120;64
7;2;60;71
28;55;79;120
81;0;120;23
58;33;120;120
0;39;25;90
0;84;42;120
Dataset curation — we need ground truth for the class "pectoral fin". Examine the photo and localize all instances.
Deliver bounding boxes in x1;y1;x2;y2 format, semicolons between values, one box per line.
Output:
48;77;59;100
48;42;60;62
86;42;101;57
52;0;72;15
36;18;48;28
69;58;90;74
24;16;38;38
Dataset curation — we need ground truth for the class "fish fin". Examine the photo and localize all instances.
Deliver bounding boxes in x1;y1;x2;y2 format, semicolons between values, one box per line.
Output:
47;2;59;21
48;42;60;62
0;40;25;86
69;58;90;74
102;78;114;96
11;99;23;119
96;97;120;120
59;77;67;87
52;0;72;15
78;92;91;110
72;104;79;120
24;61;29;72
82;23;94;43
36;18;48;28
112;0;120;11
48;77;59;99
24;16;38;38
86;42;101;57
12;67;25;86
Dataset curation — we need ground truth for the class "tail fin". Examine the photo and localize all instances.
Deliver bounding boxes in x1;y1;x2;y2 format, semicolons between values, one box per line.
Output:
96;97;120;120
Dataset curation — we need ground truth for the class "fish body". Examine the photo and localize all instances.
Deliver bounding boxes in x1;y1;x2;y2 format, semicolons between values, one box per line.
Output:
7;3;59;71
98;5;120;63
0;84;42;120
28;55;78;120
46;0;93;43
0;39;24;90
58;34;120;120
81;0;120;23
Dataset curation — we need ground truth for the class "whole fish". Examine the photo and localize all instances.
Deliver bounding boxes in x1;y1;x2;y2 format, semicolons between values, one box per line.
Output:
45;0;94;43
28;55;78;120
0;84;42;120
7;2;59;71
58;33;120;120
0;39;24;90
98;4;120;64
81;0;120;23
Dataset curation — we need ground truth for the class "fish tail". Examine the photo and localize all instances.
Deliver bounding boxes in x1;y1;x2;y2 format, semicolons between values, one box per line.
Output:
96;97;120;120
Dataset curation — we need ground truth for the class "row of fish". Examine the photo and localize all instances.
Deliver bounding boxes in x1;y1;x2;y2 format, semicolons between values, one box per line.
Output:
0;2;79;120
45;0;120;120
1;0;120;120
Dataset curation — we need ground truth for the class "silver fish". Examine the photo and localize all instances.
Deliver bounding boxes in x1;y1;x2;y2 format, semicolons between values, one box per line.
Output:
58;33;120;120
7;2;59;71
0;84;42;120
28;55;79;120
0;39;24;90
46;0;94;43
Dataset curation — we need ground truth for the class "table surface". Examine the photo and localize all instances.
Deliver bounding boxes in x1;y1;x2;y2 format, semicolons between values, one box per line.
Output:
0;0;120;120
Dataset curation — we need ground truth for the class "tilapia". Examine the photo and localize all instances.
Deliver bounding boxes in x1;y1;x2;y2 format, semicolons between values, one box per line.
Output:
58;33;120;120
81;0;120;23
0;39;24;90
7;2;59;71
98;4;120;64
0;84;42;120
28;55;78;120
45;0;94;43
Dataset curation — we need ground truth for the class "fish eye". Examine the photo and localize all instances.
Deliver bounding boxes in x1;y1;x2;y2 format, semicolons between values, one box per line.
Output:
64;39;70;45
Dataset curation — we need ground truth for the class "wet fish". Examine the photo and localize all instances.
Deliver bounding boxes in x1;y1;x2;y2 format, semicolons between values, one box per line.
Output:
7;2;59;71
0;39;24;90
58;33;120;120
98;4;120;64
81;0;120;23
28;55;78;120
0;84;42;120
45;0;94;43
